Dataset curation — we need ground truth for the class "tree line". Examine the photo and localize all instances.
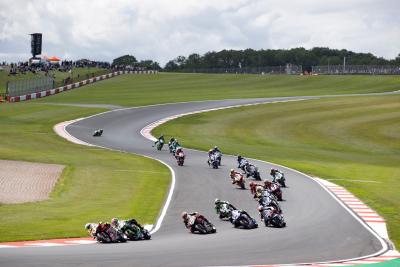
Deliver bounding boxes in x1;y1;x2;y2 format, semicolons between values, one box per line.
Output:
113;48;400;72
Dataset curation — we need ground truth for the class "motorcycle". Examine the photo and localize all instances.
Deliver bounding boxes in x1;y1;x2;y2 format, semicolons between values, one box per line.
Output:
120;221;151;241
124;226;151;241
93;129;103;137
190;216;216;234
232;173;246;189
273;171;286;187
244;163;261;180
259;207;286;228
208;154;219;169
258;194;282;214
230;210;258;229
267;182;283;201
217;203;235;220
95;225;126;243
156;139;164;151
176;151;185;166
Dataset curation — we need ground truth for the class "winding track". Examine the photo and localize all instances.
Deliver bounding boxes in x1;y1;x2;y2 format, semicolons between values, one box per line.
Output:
0;97;386;267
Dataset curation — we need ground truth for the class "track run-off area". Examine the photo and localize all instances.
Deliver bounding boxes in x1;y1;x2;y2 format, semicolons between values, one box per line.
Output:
1;93;399;267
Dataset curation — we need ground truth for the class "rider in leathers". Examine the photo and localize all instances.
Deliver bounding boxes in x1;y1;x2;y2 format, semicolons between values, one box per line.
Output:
214;199;237;214
230;169;243;184
182;211;211;233
237;155;249;169
111;218;143;240
175;147;185;159
229;209;253;227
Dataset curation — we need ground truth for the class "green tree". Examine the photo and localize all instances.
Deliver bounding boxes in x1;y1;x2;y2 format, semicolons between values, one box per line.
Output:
112;55;137;66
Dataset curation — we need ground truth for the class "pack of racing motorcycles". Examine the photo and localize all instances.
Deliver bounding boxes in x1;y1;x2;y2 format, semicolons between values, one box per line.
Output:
86;134;287;243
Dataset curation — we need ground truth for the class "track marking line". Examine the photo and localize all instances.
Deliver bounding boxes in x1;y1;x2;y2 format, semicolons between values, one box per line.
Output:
27;242;68;247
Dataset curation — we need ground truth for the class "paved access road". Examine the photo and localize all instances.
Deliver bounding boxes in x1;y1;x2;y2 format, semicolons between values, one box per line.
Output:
0;98;383;267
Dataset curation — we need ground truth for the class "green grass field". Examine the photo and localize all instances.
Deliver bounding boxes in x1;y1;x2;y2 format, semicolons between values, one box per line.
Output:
0;103;170;241
0;67;109;94
153;94;400;248
35;73;400;106
1;73;399;244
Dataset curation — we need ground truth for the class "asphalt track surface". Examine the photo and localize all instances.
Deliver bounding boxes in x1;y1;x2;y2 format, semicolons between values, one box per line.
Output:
0;97;384;267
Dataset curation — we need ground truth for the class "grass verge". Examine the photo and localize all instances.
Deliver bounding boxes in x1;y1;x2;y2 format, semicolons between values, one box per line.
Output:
0;103;170;242
153;94;400;248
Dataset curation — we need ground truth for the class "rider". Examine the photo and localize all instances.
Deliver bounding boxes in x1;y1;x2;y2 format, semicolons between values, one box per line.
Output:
111;218;143;240
172;139;180;152
154;134;165;146
237;155;248;169
181;211;211;233
175;147;185;158
93;129;103;136
258;205;277;220
229;209;252;227
249;181;264;198
84;223;99;238
212;146;221;154
230;169;243;184
214;198;237;214
207;149;214;165
270;168;282;182
264;180;273;189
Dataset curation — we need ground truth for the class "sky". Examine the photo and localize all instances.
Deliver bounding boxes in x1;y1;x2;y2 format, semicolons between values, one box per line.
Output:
0;0;399;66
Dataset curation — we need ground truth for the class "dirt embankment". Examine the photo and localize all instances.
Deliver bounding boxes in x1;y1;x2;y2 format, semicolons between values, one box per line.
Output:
0;160;64;204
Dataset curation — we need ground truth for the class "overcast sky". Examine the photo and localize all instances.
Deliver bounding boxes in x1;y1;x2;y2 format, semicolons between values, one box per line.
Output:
0;0;399;66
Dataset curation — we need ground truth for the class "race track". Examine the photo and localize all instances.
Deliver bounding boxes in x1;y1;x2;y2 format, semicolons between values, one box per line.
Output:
0;97;385;267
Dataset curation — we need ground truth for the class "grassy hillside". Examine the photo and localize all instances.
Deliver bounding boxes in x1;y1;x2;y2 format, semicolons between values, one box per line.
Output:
35;73;400;106
153;94;400;248
0;103;170;241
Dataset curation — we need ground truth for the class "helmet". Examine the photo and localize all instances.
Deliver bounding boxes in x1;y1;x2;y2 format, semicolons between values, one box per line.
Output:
111;218;118;226
237;155;242;159
214;198;220;204
84;223;91;230
230;169;234;172
214;146;218;149
181;211;188;219
256;187;263;193
257;205;263;212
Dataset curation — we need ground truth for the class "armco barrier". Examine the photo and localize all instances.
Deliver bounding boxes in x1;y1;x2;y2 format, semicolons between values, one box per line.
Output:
7;70;157;103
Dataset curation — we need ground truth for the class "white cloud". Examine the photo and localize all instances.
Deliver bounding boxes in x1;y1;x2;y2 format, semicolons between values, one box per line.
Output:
0;0;398;65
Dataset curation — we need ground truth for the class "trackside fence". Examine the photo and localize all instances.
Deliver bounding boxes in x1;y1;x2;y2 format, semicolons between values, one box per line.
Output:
6;77;54;97
175;64;302;75
312;65;400;75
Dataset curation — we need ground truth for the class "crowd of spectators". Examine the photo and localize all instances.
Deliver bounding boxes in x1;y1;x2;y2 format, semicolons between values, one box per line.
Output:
5;59;111;77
